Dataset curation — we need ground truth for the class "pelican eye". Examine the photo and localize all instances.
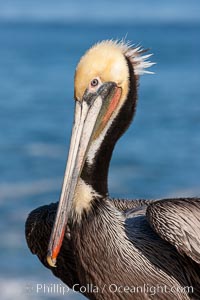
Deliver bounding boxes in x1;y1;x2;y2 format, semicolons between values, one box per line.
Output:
91;78;99;87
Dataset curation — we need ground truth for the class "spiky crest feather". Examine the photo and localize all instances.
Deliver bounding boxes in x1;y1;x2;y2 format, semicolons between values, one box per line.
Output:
93;39;155;75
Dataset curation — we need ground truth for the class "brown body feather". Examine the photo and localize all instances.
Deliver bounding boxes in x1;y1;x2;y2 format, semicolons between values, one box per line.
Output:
26;198;200;299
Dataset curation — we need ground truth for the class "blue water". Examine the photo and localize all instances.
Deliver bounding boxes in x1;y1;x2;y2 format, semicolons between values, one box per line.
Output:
0;12;200;300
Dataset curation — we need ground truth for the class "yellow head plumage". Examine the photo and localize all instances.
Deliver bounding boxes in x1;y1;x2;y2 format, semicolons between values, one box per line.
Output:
74;40;154;102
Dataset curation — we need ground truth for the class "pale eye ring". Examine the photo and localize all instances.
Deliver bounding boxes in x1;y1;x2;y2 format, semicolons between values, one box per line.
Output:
90;78;99;87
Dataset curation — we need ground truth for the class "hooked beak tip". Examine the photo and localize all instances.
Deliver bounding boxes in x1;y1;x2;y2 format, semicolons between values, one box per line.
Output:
47;252;57;268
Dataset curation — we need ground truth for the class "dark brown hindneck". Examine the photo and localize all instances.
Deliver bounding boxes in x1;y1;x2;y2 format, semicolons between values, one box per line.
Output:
80;58;138;197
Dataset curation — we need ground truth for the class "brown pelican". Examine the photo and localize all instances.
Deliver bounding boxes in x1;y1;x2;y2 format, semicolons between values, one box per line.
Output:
26;40;200;300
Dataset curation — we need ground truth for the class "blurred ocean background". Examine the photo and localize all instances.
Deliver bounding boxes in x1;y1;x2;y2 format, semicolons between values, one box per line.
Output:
0;0;200;299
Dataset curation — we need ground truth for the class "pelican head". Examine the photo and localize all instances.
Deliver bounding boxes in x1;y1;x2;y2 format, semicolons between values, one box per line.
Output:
47;40;154;267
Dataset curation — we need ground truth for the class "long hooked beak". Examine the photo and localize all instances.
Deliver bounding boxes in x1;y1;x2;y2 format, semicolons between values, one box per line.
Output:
47;82;122;267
